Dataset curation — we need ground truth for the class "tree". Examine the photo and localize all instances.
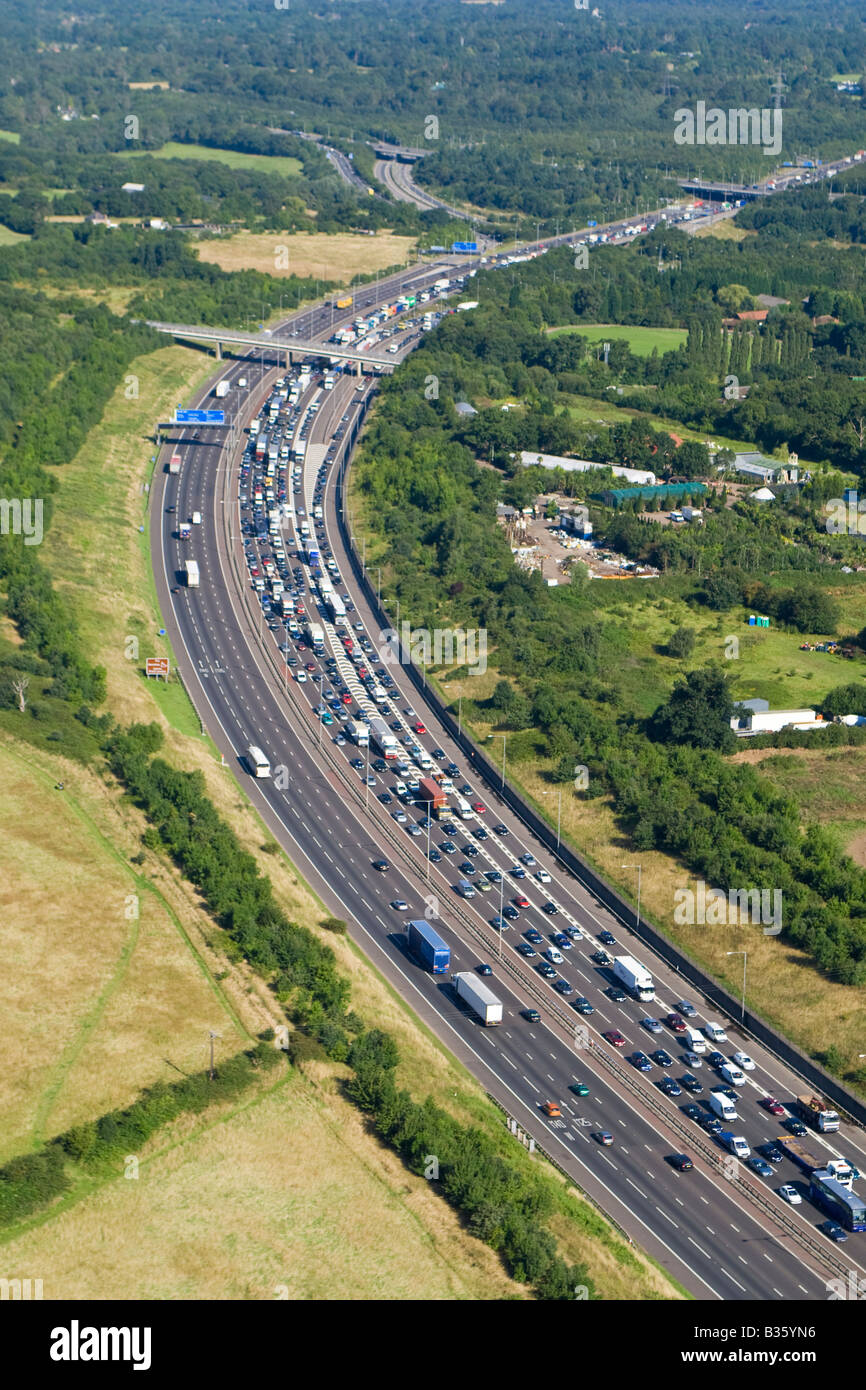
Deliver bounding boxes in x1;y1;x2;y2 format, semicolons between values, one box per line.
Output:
667;627;696;659
11;676;29;712
702;570;743;611
652;669;737;751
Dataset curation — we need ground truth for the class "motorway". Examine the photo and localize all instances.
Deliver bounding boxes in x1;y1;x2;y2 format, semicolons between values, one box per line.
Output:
150;250;866;1303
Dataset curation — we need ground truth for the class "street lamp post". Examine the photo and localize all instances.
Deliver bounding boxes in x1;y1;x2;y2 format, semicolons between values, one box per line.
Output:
499;733;506;790
621;863;642;932
728;950;750;1028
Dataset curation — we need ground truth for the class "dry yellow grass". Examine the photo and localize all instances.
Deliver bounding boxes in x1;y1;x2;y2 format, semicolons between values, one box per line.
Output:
195;230;416;284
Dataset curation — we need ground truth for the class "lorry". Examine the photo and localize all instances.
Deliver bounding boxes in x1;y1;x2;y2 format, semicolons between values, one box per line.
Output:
214;379;230;398
418;776;447;813
306;622;325;655
453;972;503;1025
779;1136;853;1188
336;296;353;309
796;1094;840;1133
179;522;191;541
168;452;182;475
612;955;655;1003
184;559;200;588
408;920;451;973
369;716;399;760
346;718;369;747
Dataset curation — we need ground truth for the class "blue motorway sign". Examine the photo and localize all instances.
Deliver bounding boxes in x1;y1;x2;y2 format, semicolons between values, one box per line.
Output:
451;241;478;254
175;408;226;425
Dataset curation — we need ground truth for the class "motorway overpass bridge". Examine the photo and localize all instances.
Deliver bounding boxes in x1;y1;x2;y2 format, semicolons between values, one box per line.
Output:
145;321;394;373
370;142;428;162
677;177;766;201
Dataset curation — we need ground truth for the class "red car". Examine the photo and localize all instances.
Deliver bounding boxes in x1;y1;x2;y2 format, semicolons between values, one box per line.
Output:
472;802;486;814
514;895;530;909
358;667;368;680
603;1030;627;1048
761;1096;786;1116
305;662;316;672
341;692;352;704
413;722;427;735
665;1013;686;1034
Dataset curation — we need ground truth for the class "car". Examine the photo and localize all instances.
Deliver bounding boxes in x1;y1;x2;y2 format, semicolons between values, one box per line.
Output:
490;917;510;932
461;843;479;857
569;1081;591;1097
553;979;573;996
535;868;552;884
592;950;611;966
682;1103;703;1122
472;802;486;814
406;823;423;836
665;1013;687;1034
522;1008;541;1022
732;1052;756;1072
524;928;543;944
520;852;537;866
676;1000;697;1018
784;1118;808;1137
391;809;408;824
378;792;393;805
603;1030;627;1048
552;933;572;951
459;862;477;876
641;1017;663;1035
517;942;536;957
564;926;583;941
598;931;616;946
680;1073;703;1094
668;1153;694;1172
747;1155;773;1179
757;1143;783;1164
541;1101;562;1118
719;1064;746;1087
707;1052;727;1070
440;841;457;855
778;1184;802;1205
760;1095;785;1116
537;962;557;980
390;899;409;911
594;1132;614;1146
428;849;442;862
820;1221;848;1243
295;670;307;683
573;997;594;1015
652;1049;673;1067
606;986;628;1003
630;1051;653;1072
683;1052;703;1069
477;963;493;977
372;859;389;872
700;1114;723;1135
502;905;520;921
412;722;427;735
493;823;508;836
716;1085;739;1103
509;865;527;880
514;894;530;909
660;1077;682;1097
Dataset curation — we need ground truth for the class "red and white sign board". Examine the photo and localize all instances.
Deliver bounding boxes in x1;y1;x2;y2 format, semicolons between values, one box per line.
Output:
145;657;170;680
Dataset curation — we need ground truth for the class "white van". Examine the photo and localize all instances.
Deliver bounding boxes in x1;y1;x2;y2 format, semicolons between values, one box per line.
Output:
192;511;202;525
684;1026;706;1054
704;1021;728;1044
709;1090;737;1121
720;1132;750;1159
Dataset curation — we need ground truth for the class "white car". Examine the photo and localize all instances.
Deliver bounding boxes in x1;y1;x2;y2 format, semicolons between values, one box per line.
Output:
295;670;307;683
779;1184;802;1205
732;1052;756;1071
720;1063;747;1087
544;947;564;965
390;900;409;912
394;782;407;796
535;869;552;884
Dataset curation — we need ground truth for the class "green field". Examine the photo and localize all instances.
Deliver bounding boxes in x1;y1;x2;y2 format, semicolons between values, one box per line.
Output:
0;225;29;245
0;128;20;144
559;391;754;455
120;142;302;178
548;323;688;356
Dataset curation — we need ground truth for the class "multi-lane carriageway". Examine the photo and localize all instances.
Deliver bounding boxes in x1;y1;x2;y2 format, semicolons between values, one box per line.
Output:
151;263;866;1302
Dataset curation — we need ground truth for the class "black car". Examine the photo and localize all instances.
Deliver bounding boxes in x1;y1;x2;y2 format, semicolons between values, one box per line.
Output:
606;986;627;1003
598;931;616;946
553;979;573;996
784;1118;808;1137
659;1077;682;1097
542;902;558;916
592;950;611;966
699;1114;723;1135
682;1103;703;1122
372;859;389;872
757;1142;784;1164
680;1073;703;1094
668;1153;694;1172
706;1051;727;1070
493;824;508;836
517;942;536;957
477;963;493;977
652;1049;673;1067
521;1008;541;1023
573;997;594;1015
537;963;557;980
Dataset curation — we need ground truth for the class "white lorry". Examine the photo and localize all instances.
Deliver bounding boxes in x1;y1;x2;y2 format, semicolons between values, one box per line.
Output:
214;379;230;398
612;955;655;1002
453;973;503;1026
346;718;369;747
184;560;200;588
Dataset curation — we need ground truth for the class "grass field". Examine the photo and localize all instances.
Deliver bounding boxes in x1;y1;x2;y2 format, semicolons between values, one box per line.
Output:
0;343;681;1299
0;225;28;244
547;323;688;355
694;219;754;241
195;230;416;284
120;141;303;179
12;281;140;312
0;128;20;143
559;390;753;455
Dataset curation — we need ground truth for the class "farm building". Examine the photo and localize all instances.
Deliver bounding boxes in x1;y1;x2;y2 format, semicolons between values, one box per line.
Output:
594;481;708;508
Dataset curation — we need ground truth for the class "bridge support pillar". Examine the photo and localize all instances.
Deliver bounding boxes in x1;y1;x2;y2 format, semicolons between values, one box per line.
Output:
356;359;361;377
286;349;291;370
215;341;222;360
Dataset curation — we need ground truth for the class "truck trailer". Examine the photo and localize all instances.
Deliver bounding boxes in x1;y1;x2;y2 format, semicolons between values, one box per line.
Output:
418;776;447;813
453;973;503;1026
407;920;451;974
346;718;369;747
612;955;655;1002
369;716;399;760
184;560;200;588
214;379;230;398
168;453;182;475
780;1136;853;1188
